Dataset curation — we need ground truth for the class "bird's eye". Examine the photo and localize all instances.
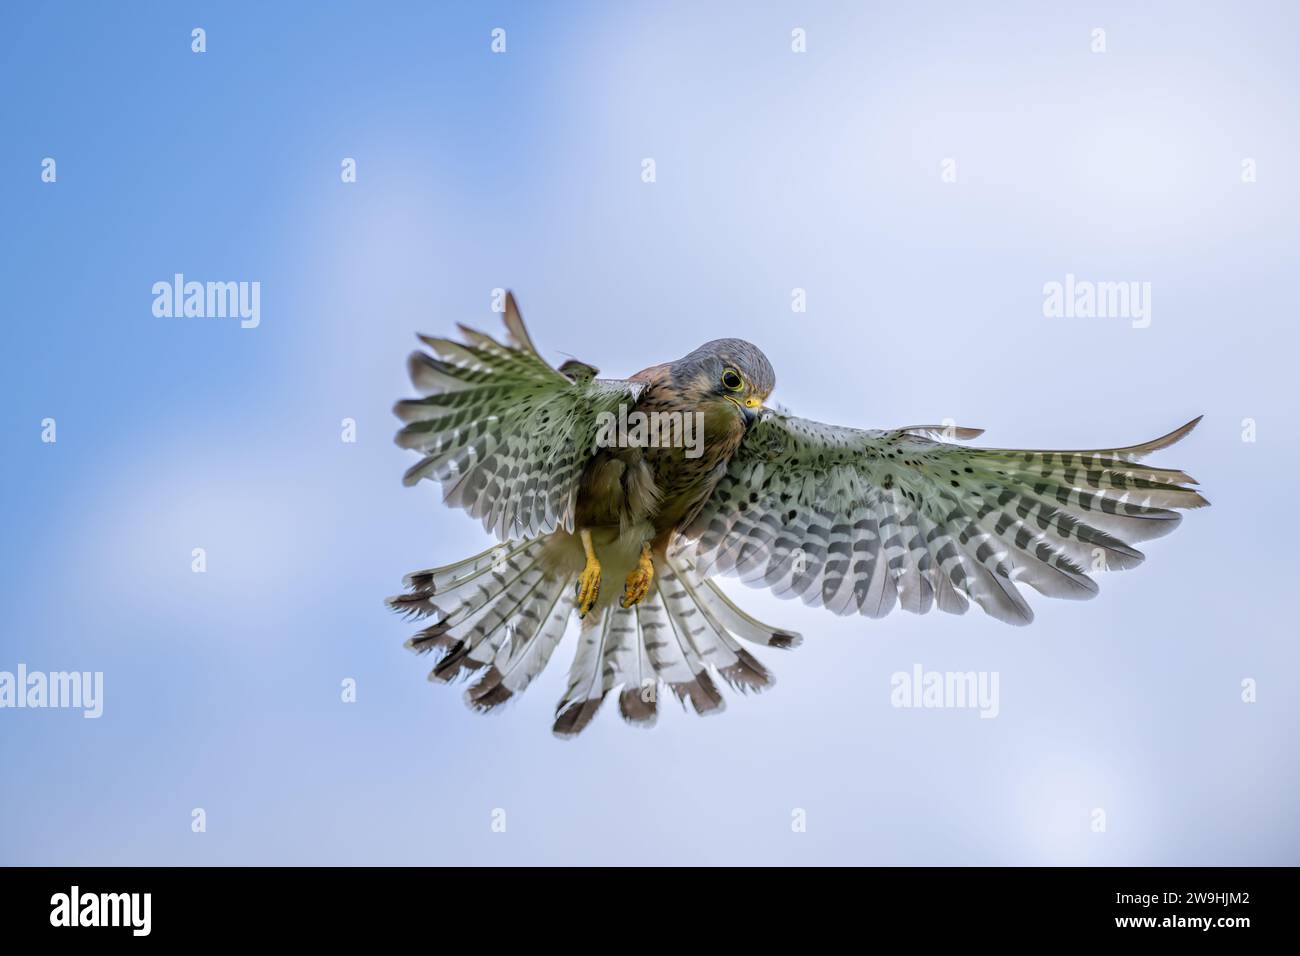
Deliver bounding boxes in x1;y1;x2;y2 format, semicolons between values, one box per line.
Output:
721;368;744;391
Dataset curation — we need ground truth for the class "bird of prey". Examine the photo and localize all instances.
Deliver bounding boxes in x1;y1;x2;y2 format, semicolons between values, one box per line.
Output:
387;293;1207;736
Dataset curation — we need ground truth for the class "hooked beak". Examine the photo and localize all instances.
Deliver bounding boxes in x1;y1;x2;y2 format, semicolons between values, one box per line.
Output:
729;395;763;426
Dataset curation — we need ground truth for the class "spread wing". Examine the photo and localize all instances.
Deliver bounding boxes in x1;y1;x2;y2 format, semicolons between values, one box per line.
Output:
394;293;644;540
678;411;1208;626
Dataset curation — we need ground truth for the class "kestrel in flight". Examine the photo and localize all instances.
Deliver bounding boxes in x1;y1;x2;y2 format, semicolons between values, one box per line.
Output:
388;293;1207;736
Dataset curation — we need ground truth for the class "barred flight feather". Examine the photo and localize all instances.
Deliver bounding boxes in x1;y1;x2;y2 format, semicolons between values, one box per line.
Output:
683;412;1207;627
394;305;645;541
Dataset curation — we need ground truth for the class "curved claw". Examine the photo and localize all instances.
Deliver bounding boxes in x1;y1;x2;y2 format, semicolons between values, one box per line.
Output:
576;564;601;619
620;544;654;609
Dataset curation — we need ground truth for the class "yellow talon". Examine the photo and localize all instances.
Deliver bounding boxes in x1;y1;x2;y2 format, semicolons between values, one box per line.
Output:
620;543;655;608
575;529;601;618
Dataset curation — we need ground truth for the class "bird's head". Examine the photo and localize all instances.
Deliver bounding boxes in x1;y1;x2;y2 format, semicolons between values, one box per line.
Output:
671;338;775;426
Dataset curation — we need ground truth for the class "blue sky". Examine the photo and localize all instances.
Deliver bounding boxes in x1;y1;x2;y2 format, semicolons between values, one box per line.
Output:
2;0;1297;865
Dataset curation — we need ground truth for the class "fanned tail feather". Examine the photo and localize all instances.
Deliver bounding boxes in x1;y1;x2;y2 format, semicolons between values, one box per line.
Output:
392;536;797;737
549;551;795;737
387;537;562;685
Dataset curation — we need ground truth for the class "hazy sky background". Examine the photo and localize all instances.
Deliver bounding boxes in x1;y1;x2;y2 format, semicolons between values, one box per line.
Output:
2;1;1297;865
